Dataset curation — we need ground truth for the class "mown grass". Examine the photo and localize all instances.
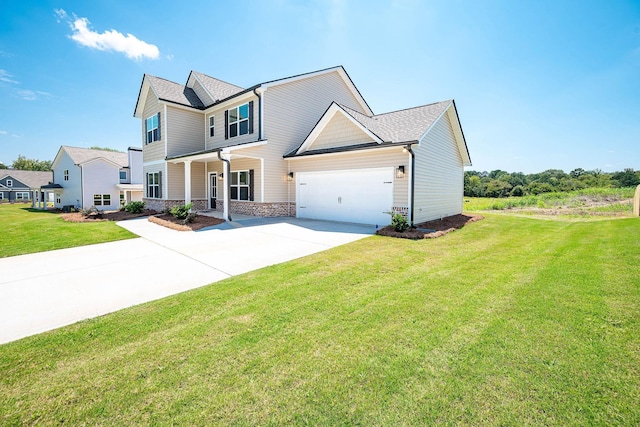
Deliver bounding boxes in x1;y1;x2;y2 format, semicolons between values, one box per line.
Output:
1;215;639;425
0;203;136;257
464;187;635;214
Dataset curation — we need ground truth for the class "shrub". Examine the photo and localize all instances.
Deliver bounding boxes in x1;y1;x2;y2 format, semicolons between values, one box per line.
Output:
124;201;145;214
391;213;410;232
170;203;192;220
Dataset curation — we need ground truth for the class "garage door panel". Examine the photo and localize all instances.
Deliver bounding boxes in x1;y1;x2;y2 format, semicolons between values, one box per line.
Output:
297;168;393;225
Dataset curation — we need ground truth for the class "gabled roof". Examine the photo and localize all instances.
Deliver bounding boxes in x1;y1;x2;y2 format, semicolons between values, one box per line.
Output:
187;71;245;106
0;170;53;188
60;146;129;168
134;65;372;118
286;99;471;166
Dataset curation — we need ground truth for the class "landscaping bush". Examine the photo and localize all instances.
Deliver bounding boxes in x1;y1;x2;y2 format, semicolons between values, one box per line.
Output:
391;213;410;232
124;201;145;214
170;203;192;220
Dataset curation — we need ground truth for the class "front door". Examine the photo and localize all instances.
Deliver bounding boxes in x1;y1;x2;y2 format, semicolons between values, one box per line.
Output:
209;173;217;209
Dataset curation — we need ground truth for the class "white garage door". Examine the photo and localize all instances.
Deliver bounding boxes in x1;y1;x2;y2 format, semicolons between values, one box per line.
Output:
297;168;394;225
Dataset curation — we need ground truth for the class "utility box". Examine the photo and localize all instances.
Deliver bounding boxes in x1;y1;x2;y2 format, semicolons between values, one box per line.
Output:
634;185;640;217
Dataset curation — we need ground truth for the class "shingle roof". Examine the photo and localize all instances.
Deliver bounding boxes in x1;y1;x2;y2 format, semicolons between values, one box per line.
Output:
146;75;205;109
340;100;452;143
62;146;129;167
191;71;245;105
0;170;53;188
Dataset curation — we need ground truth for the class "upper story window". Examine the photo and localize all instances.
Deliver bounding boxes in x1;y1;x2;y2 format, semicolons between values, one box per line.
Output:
226;103;252;139
64;170;69;181
209;116;215;137
119;170;127;181
6;179;12;187
146;112;161;144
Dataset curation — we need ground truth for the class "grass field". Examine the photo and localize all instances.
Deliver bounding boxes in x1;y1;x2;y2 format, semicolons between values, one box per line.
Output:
464;187;635;215
0;203;136;257
1;214;639;425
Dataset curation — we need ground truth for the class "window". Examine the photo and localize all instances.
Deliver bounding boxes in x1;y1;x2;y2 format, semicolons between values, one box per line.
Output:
6;179;12;187
146;113;161;144
230;170;250;201
147;172;160;198
120;193;125;206
16;192;30;200
209;115;215;137
93;194;110;206
119;170;127;180
64;170;69;181
228;103;249;138
0;193;4;200
55;193;61;204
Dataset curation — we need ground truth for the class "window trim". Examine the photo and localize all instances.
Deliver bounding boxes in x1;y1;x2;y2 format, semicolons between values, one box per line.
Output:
209;115;215;138
230;170;250;201
119;170;127;180
147;172;161;199
63;170;69;181
16;192;30;200
145;113;160;144
93;194;111;206
228;103;249;138
6;179;12;187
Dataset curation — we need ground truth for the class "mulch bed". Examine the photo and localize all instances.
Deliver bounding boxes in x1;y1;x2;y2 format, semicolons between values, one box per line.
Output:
148;214;225;231
60;210;157;223
376;214;484;239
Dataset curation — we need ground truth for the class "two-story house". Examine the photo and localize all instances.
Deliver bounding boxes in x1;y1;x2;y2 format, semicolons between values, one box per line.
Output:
45;146;143;211
133;66;471;226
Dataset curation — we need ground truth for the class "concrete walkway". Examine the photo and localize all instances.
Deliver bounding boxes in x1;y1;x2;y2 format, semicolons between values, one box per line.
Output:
0;217;374;344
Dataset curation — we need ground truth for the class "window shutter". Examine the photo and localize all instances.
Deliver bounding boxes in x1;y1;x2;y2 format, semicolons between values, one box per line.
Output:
249;169;254;201
145;173;149;197
248;101;254;135
158;171;163;198
143;119;148;144
157;112;161;141
224;110;229;140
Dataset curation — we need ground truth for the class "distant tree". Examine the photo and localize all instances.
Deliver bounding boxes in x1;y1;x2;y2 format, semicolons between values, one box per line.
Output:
528;182;555;195
510;185;526;197
90;146;123;152
11;155;52;171
570;168;586;178
464;174;485;197
0;162;7;169
612;168;640;187
485;179;512;197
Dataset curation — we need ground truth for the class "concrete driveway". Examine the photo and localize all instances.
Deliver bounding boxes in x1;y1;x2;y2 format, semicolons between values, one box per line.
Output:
0;217;374;344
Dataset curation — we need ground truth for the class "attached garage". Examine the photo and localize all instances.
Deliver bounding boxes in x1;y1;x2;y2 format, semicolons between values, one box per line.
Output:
296;168;394;225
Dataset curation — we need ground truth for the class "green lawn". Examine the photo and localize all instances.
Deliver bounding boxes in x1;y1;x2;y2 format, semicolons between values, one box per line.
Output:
0;203;136;257
1;214;639;425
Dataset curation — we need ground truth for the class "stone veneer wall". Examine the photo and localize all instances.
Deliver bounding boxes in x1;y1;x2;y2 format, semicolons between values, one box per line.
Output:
145;198;294;217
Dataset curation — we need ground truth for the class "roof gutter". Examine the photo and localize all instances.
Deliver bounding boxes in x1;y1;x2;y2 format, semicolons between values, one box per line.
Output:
406;144;415;225
253;87;263;140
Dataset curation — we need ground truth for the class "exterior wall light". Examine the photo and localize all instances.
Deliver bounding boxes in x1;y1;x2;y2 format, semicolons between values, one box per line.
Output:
396;165;405;178
218;173;224;180
288;171;294;181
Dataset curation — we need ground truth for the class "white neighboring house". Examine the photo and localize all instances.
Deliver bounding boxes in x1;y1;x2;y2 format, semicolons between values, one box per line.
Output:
43;146;143;211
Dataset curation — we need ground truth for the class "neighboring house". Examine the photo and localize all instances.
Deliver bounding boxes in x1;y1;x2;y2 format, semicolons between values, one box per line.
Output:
0;170;52;206
133;66;471;225
45;146;143;210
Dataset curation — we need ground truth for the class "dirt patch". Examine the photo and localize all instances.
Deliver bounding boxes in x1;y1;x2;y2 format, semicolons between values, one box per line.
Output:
376;214;484;239
149;214;225;231
61;210;157;223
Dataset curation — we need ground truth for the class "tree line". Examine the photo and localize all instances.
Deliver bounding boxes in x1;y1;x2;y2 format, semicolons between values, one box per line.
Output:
465;168;640;198
0;148;122;172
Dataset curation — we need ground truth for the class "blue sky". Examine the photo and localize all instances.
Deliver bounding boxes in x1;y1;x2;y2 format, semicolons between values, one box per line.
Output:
1;0;638;173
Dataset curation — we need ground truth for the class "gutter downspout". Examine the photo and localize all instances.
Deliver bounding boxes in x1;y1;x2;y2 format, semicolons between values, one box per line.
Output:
406;145;415;226
253;87;263;140
217;150;232;221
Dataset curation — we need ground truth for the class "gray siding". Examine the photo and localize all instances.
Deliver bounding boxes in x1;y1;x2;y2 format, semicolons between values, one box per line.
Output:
166;105;205;158
205;95;259;151
413;110;465;223
142;90;164;163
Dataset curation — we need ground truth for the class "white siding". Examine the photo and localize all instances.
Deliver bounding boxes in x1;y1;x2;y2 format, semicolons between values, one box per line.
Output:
142;90;164;163
166;106;205;158
81;160;121;210
128;149;143;184
307;112;375;152
53;151;82;209
289;147;409;208
413;111;465;223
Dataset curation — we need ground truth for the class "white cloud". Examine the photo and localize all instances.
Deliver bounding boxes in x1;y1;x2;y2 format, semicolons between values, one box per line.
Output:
55;9;159;61
0;69;19;84
0;130;7;135
15;89;52;101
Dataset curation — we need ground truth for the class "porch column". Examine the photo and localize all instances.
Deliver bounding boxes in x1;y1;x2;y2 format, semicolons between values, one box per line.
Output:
184;160;192;210
223;158;229;221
